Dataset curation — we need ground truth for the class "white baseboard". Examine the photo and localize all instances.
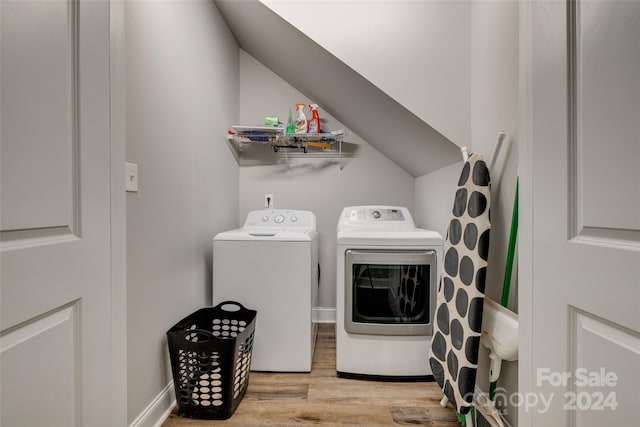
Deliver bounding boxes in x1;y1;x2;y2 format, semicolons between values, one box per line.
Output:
313;307;336;323
129;381;176;427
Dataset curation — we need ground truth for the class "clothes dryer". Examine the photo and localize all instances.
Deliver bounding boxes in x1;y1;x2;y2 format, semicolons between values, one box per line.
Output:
336;206;443;380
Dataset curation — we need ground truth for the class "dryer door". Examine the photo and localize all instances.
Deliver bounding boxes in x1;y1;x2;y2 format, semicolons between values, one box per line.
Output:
345;250;437;336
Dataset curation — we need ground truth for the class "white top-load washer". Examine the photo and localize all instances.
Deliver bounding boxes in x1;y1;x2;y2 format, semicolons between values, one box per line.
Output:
213;209;319;372
336;206;443;380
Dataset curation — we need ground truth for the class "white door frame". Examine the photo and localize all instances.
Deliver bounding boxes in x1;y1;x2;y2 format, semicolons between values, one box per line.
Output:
109;0;127;425
518;1;535;425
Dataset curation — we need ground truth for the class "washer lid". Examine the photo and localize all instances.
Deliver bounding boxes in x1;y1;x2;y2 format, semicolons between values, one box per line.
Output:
215;228;316;242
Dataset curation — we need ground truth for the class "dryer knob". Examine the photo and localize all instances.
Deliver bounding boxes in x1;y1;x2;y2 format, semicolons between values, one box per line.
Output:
274;214;285;223
262;215;269;222
372;210;381;219
290;215;298;223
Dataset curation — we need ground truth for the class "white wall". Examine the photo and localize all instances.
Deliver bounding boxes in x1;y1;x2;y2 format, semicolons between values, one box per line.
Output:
125;1;239;424
470;2;519;426
414;161;462;236
414;1;519;425
237;51;415;309
415;1;519;302
470;0;519;305
261;0;471;148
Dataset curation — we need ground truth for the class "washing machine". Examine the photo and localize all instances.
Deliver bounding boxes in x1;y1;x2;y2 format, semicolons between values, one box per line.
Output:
336;206;443;380
213;209;319;372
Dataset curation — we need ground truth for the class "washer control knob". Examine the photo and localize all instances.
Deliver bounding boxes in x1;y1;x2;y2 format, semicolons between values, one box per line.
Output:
262;215;269;222
290;215;298;223
274;214;285;223
372;210;381;219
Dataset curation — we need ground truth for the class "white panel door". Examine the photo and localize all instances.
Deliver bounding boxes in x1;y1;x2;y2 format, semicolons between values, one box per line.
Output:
1;1;116;426
524;1;640;426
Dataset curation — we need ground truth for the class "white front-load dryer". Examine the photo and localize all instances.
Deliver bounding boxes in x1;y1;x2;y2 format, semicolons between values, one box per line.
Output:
336;206;443;380
213;209;319;372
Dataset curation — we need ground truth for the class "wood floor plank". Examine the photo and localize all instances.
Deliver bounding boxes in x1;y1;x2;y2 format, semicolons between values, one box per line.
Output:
163;402;395;426
161;324;458;426
244;383;309;401
306;380;445;407
390;406;461;426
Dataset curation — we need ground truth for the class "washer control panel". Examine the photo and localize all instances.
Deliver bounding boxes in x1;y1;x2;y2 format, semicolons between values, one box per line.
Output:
244;209;315;230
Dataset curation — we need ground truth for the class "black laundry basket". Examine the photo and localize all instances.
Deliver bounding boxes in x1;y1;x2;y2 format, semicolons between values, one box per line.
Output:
166;301;257;420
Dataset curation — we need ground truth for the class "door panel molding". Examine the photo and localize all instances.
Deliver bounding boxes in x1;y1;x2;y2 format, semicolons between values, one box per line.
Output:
0;0;81;243
567;0;579;242
69;0;82;240
568;0;640;250
571;227;640;251
569;306;640;427
0;300;78;352
1;301;80;426
0;226;77;251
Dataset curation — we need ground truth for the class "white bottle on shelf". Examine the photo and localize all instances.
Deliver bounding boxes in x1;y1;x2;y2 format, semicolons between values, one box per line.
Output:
294;103;307;134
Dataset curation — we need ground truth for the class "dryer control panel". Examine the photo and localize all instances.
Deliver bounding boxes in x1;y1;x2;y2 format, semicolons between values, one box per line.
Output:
339;206;415;229
348;207;405;222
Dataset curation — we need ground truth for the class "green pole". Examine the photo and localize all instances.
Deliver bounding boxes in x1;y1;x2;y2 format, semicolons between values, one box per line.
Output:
500;178;519;308
489;178;519;403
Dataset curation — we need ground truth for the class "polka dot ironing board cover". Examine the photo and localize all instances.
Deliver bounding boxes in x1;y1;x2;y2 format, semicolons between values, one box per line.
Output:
429;153;491;414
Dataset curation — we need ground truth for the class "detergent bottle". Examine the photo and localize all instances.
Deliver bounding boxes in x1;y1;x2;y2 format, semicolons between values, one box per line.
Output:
294;103;307;134
307;104;320;134
286;108;295;134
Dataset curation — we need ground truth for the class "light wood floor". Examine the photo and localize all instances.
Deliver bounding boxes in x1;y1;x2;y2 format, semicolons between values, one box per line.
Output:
162;323;459;426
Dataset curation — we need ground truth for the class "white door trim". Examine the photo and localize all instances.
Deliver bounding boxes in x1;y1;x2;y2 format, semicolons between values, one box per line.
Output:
518;1;534;426
109;0;127;425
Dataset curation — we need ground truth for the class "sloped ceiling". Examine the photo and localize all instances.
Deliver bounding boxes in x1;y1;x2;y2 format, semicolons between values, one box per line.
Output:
214;0;462;177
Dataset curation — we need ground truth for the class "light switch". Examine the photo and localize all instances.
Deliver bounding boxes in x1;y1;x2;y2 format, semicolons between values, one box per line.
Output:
126;162;138;192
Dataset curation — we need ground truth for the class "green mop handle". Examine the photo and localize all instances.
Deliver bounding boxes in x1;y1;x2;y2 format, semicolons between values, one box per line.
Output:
489;178;519;402
501;178;518;307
